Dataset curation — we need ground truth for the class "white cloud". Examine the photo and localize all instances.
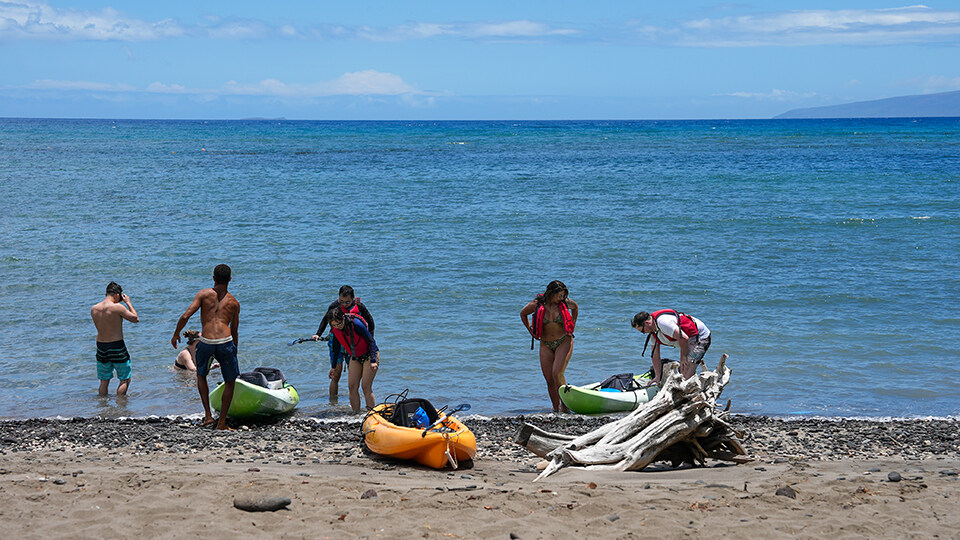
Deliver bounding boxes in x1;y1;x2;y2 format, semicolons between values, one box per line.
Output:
145;82;189;94
324;70;415;95
0;2;578;43
0;1;183;41
20;70;421;98
665;5;960;46
354;20;579;42
720;89;817;101
25;79;136;92
918;75;960;92
219;71;417;97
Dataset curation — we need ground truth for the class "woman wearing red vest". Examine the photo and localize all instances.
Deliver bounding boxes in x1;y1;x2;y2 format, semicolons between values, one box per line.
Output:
632;309;711;384
328;308;380;413
311;285;375;402
521;280;578;413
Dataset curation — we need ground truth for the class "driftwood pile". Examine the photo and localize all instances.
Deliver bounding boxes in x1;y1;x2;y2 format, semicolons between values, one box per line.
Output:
515;354;750;481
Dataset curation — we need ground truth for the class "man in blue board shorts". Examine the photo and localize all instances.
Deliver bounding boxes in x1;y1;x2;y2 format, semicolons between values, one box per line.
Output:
90;282;139;396
172;264;241;430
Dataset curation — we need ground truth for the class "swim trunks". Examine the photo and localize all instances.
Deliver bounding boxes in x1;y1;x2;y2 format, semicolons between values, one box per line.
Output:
196;336;239;382
96;340;131;381
687;335;711;365
328;339;349;369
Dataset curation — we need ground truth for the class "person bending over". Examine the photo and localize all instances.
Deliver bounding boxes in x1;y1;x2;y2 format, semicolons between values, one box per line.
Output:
311;285;375;401
632;309;711;385
328;308;379;412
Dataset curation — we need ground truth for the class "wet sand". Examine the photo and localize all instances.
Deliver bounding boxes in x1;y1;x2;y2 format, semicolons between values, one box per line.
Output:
1;415;958;539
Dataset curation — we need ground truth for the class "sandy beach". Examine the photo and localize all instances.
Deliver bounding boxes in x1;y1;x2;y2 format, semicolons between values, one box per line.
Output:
1;415;958;539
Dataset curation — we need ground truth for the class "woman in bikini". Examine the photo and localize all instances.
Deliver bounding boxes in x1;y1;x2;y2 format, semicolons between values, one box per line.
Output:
520;280;578;413
174;330;218;371
328;308;380;413
174;330;201;370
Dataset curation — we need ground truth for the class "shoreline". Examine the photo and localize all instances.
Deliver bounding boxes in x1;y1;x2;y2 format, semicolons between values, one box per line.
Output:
2;416;958;538
3;414;959;460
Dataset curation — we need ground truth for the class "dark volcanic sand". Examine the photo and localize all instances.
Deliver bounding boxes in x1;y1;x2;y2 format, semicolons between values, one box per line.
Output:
2;415;957;467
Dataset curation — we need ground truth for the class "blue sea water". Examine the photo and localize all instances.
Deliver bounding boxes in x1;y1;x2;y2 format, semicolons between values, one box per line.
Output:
1;117;958;420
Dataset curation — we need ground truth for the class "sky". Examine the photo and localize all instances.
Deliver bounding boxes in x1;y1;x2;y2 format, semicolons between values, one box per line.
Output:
1;1;958;120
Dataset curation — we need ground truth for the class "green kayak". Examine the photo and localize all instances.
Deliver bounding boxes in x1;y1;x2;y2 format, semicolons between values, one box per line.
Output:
210;367;299;418
559;372;657;415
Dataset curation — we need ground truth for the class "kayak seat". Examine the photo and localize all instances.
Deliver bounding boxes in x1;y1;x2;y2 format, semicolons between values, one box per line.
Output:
253;367;287;390
389;398;439;428
238;371;270;388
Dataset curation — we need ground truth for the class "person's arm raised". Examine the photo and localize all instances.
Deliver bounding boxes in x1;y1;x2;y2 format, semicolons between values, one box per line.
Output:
117;294;139;323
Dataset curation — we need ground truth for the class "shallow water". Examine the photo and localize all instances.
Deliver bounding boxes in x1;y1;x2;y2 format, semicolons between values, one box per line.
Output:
1;118;958;419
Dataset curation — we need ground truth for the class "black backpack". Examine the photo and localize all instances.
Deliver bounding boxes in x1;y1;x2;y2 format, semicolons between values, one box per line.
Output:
389;398;439;428
599;373;640;392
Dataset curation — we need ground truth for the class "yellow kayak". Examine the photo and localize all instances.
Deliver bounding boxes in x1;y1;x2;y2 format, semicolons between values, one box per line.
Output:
362;399;476;469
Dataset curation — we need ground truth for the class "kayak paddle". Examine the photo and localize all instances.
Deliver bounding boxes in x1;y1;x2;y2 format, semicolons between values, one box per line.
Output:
287;336;329;346
421;403;471;437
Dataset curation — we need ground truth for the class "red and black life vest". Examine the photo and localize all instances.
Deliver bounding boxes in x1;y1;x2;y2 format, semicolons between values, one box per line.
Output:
341;297;361;316
332;313;370;357
642;309;698;357
531;295;575;339
650;309;699;345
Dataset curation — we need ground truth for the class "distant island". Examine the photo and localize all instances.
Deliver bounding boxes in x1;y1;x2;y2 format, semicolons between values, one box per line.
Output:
775;89;960;119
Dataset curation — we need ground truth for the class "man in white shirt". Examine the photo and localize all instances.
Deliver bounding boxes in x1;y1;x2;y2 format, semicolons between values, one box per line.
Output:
632;309;711;384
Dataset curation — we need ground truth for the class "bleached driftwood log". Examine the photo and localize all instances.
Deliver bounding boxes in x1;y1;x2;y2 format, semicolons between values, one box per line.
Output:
514;354;750;481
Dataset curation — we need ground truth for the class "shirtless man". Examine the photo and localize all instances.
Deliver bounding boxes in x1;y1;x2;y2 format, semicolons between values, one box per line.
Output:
91;282;139;396
171;264;240;429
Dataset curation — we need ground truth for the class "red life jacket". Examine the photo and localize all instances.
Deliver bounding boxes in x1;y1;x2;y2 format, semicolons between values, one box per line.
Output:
650;309;699;346
341;297;361;316
531;295;575;339
332;314;370;357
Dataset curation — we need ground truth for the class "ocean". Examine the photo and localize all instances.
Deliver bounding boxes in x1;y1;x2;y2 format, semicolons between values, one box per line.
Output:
1;117;958;420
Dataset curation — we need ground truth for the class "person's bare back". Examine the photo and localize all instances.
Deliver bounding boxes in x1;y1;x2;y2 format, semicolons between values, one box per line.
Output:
195;288;240;342
92;282;139;396
91;288;139;342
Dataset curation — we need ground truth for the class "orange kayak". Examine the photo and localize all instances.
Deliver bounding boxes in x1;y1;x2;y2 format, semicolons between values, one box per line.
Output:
362;402;477;469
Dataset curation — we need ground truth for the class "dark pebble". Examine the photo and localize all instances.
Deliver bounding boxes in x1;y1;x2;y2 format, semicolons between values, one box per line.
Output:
510;534;520;540
775;486;797;499
606;515;619;522
247;468;260;472
233;495;291;512
888;472;902;482
360;489;377;499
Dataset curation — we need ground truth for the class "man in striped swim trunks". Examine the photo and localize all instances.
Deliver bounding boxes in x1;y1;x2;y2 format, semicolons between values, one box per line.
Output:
91;282;140;396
